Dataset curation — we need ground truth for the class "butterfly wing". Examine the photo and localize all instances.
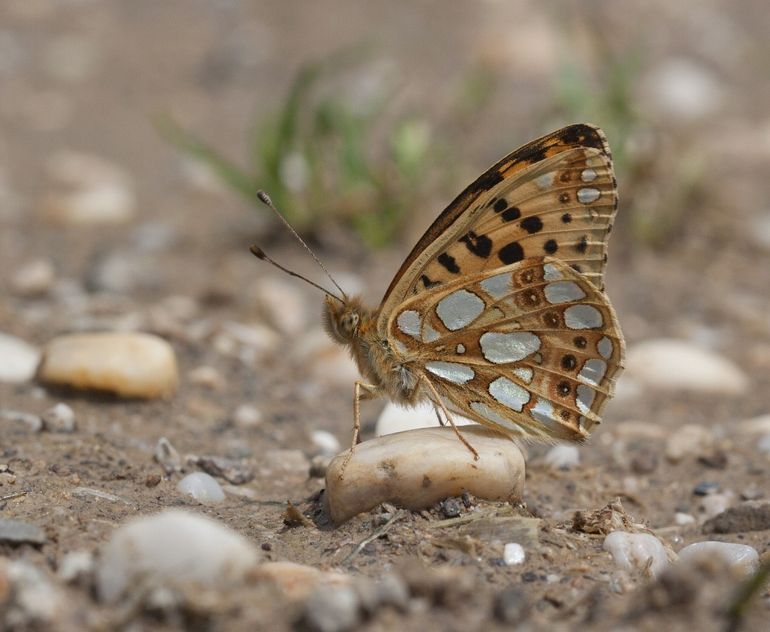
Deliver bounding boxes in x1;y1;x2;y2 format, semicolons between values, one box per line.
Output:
377;124;617;338
387;257;624;441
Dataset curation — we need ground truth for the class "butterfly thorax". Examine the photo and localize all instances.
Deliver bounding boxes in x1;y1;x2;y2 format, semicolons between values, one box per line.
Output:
323;295;420;403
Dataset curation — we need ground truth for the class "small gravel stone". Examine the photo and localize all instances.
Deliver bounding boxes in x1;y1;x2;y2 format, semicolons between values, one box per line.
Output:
57;550;94;584
677;541;759;577
309;455;331;478
42;150;135;224
96;509;261;603
311;430;341;456
0;518;47;545
0;332;41;383
194;455;255;485
543;444;580;470
674;512;696;526
0;409;43;432
702;501;770;534
155;437;182;473
493;586;529;624
187;365;224;389
756;434;770;454
603;532;669;578
176;472;225;504
503;543;526;566
439;497;462;518
693;481;720;496
625;339;748;395
37;332;178;398
233;403;262;428
666;425;716;463
698;493;734;520
300;584;361;632
11;258;55;296
41;402;76;433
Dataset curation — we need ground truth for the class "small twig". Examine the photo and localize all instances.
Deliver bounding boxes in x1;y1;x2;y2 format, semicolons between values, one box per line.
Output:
0;490;28;502
341;511;405;564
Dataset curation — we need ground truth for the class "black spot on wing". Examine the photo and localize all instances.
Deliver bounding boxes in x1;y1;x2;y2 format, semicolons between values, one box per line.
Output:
576;235;588;253
437;252;460;273
493;198;508;213
498;241;524;264
543;239;558;254
558;124;607;151
561;213;572;224
420;274;440;290
521;216;543;234
459;231;492;258
501;206;521;222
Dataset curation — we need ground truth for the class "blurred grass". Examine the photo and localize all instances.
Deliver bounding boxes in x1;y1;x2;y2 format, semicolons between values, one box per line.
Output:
550;29;707;249
160;50;439;249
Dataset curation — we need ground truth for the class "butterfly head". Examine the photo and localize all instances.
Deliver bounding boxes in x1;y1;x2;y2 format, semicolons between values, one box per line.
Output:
323;295;366;344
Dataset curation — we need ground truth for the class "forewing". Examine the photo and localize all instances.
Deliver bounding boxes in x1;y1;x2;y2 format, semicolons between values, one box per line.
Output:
378;124;617;336
388;258;624;441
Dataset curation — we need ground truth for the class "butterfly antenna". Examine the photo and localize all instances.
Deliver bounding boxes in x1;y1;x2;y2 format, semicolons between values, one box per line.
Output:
249;246;344;303
256;190;347;300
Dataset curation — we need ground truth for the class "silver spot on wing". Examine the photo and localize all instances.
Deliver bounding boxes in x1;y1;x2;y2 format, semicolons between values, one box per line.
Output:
489;377;530;412
564;305;603;329
435;289;485;331
578;358;607;386
544;281;586;304
479;332;541;364
426;361;475;385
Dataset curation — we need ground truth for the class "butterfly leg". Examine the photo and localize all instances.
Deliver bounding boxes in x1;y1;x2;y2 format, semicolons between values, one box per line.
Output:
339;380;380;479
419;373;479;461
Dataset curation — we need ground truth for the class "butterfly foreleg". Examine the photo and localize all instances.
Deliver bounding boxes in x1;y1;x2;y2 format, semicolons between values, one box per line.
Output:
338;380;381;479
419;373;479;461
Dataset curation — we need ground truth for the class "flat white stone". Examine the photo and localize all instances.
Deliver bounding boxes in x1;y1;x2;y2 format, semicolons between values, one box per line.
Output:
603;532;669;577
677;542;758;577
95;509;261;603
176;472;225;505
375;401;475;436
625;339;748;395
37;332;178;398
0;332;41;384
324;426;526;524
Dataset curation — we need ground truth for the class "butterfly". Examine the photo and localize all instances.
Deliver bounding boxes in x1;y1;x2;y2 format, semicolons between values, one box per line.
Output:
253;123;624;465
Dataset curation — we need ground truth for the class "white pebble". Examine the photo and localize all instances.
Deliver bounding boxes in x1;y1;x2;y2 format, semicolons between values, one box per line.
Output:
674;512;696;526
624;339;748;395
233;404;262;428
757;434;770;454
176;472;225;505
503;543;526;565
41;402;76;433
543;444;580;470
187;365;224;389
42;151;135;224
311;430;341;456
698;493;734;520
37;332;178;398
375;400;475;436
249;277;307;336
324;426;525;524
95;509;261;603
603;532;669;578
57;550;94;583
665;424;715;463
0;332;41;384
738;414;770;436
678;542;759;577
11;259;55;296
643;58;722;122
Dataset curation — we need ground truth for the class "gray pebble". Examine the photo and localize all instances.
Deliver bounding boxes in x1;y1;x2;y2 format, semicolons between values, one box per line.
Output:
440;497;462;518
493;586;530;624
0;517;47;545
702;501;770;534
301;585;361;632
41;402;76;433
